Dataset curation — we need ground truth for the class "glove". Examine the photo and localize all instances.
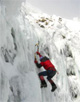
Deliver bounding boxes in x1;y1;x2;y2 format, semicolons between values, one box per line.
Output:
36;51;40;55
34;60;38;63
36;51;42;57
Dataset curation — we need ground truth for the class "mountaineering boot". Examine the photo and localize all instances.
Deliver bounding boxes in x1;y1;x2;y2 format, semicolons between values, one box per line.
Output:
39;75;47;88
41;80;47;88
51;82;57;92
48;79;57;92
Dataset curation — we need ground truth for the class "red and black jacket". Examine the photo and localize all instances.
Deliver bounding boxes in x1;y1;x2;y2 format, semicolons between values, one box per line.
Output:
35;56;56;71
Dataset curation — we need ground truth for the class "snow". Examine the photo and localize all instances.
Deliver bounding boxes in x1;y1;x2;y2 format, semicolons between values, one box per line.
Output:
0;0;80;102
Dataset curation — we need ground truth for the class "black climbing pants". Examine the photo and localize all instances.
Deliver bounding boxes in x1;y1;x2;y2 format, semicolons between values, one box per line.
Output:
39;70;56;80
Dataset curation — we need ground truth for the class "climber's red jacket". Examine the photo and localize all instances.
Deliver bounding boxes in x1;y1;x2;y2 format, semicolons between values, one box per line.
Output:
34;52;56;71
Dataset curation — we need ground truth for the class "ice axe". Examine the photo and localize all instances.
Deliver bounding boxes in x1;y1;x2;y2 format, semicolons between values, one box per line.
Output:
34;53;37;60
34;41;40;60
35;41;39;52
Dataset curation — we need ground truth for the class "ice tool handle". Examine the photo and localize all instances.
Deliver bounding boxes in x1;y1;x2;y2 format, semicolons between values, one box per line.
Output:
35;41;39;52
34;41;39;60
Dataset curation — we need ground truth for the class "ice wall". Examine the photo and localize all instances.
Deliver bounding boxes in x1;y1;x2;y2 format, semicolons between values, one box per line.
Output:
0;0;78;102
0;1;41;102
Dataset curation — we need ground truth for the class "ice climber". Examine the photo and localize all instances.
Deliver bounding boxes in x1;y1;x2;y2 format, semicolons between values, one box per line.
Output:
34;51;57;92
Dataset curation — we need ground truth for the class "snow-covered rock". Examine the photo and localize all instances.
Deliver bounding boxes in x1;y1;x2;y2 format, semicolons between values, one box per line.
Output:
0;0;80;102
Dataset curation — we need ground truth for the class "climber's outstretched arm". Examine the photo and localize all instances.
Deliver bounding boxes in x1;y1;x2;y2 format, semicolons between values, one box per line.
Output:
34;60;42;68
